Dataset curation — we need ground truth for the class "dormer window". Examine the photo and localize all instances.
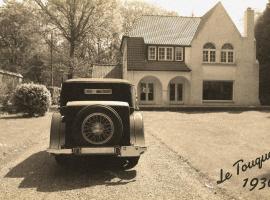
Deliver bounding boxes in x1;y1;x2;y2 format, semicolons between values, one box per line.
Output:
158;47;165;60
158;47;173;61
221;43;234;63
147;46;184;61
203;43;216;63
175;47;183;61
148;46;156;60
166;48;173;60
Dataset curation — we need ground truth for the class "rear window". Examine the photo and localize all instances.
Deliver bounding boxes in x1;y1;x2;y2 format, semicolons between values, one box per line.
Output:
60;82;134;107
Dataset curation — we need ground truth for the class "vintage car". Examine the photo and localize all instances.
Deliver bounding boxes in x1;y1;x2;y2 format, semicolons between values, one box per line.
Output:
48;78;146;169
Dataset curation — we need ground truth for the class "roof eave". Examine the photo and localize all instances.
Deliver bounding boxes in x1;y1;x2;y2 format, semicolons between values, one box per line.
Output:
144;43;192;47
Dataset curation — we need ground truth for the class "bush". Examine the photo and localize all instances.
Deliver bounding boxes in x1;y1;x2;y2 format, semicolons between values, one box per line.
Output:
47;86;61;105
1;94;16;113
12;83;51;116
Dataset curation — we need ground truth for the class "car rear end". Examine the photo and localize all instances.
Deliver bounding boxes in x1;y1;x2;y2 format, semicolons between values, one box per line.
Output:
47;79;146;163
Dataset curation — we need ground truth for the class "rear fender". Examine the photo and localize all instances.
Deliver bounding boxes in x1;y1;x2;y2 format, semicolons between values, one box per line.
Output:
130;111;145;146
49;112;65;149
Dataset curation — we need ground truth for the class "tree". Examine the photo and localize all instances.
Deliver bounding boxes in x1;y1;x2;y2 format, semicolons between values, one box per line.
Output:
255;1;270;105
255;1;270;64
120;0;178;34
0;0;51;86
0;0;42;72
34;0;121;78
0;0;178;83
24;55;44;83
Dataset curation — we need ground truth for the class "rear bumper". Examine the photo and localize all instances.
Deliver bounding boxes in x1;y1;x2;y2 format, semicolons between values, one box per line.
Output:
47;146;147;157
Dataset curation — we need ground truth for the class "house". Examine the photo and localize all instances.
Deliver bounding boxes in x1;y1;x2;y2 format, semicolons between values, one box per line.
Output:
120;2;260;106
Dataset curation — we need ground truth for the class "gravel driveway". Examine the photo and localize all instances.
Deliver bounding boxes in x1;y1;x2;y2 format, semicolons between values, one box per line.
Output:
143;111;270;200
0;111;269;199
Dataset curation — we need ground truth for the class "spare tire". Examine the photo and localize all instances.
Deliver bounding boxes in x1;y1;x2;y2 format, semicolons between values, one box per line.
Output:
72;105;123;146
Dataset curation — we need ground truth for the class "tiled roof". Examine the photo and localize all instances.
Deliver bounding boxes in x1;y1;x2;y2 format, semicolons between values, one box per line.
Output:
128;15;201;46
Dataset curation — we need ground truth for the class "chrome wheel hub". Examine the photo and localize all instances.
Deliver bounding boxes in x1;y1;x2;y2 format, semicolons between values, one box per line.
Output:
81;113;114;145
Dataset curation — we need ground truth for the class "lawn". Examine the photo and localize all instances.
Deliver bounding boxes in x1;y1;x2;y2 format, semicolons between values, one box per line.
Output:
143;111;270;200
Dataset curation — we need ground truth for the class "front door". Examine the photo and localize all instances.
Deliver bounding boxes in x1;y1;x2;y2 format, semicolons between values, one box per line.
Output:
140;82;154;103
169;83;183;104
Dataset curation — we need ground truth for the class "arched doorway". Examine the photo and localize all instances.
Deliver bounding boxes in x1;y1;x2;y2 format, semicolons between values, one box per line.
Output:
167;76;190;104
137;76;162;105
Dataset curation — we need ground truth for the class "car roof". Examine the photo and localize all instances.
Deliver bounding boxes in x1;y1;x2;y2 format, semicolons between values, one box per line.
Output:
64;78;133;85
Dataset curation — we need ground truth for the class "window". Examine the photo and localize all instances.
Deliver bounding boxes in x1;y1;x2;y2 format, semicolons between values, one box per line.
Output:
148;46;156;60
166;48;173;60
148;83;154;101
221;51;227;63
169;83;183;102
203;81;233;101
140;82;154;102
210;51;216;62
175;47;183;61
203;51;209;62
140;83;147;101
158;47;173;61
221;43;234;63
228;51;234;63
203;43;216;63
158;47;165;60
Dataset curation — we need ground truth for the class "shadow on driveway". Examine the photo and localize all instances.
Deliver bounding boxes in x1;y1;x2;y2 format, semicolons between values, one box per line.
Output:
5;151;137;192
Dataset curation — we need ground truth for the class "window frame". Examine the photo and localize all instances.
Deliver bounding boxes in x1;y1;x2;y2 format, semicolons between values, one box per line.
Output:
158;46;174;61
148;46;157;61
227;51;234;63
169;82;184;104
166;47;173;61
220;43;234;64
202;43;216;63
175;47;184;61
202;80;234;102
158;47;166;61
139;82;155;103
221;51;227;63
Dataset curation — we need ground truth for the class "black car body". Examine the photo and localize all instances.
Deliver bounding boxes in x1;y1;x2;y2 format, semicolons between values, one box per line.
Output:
48;78;146;169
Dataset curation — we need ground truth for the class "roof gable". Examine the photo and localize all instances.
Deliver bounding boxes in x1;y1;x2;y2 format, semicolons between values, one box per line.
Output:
194;2;242;39
128;15;201;46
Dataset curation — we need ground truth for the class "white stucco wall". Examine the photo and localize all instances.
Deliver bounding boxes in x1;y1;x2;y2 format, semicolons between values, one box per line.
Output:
189;3;259;105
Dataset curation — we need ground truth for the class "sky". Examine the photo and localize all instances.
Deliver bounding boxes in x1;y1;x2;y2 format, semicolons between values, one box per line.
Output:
144;0;269;33
0;0;268;33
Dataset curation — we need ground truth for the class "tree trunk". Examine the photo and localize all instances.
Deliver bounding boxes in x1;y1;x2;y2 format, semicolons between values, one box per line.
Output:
68;41;75;79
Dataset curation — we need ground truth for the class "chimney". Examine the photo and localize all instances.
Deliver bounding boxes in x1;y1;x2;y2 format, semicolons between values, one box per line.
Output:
244;7;255;39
